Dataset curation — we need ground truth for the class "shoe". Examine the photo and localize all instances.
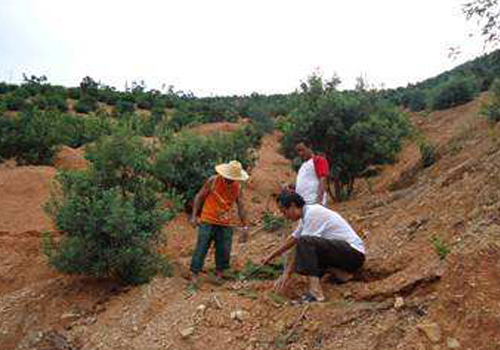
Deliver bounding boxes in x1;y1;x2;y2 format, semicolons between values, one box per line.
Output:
299;292;325;303
328;276;348;285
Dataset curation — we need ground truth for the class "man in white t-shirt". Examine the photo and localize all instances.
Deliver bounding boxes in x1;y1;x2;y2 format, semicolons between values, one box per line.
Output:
262;191;365;302
294;142;329;205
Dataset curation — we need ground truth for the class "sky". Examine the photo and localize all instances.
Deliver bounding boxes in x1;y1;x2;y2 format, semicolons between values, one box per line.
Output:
0;0;488;96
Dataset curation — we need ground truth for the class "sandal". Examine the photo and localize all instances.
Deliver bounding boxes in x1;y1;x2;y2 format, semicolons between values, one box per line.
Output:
328;276;347;285
299;292;325;303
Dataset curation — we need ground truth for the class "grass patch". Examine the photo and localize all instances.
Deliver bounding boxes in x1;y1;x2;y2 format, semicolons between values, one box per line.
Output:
431;235;451;260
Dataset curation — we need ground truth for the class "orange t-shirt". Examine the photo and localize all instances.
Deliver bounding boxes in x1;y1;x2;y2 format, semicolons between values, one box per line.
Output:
200;176;240;226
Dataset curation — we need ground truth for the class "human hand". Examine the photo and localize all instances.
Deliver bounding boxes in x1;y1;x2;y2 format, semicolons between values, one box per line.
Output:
189;216;198;228
261;255;273;266
274;273;290;293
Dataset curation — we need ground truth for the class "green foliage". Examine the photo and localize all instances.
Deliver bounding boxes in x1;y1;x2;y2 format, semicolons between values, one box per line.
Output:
262;210;286;232
154;126;260;205
403;89;428;111
281;76;410;200
115;99;136;115
429;76;479;110
0;109;61;164
75;96;98;113
44;130;177;284
417;137;437;168
430;235;451;260
55;114;113;148
482;78;500;123
4;90;28;111
237;260;283;281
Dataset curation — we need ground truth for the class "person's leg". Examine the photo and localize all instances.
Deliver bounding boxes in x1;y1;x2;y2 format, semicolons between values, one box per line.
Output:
295;236;326;301
317;239;365;273
190;224;215;280
214;225;234;277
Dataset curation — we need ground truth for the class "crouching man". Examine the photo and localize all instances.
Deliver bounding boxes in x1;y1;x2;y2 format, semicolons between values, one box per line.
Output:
262;191;365;302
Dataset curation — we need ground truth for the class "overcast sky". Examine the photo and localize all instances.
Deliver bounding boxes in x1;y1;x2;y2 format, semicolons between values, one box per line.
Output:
0;0;487;96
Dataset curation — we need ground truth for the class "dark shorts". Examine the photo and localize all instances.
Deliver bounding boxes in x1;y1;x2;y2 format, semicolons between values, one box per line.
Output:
295;236;365;277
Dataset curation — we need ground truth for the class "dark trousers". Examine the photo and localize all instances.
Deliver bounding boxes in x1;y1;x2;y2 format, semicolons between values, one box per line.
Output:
190;223;233;274
295;236;365;277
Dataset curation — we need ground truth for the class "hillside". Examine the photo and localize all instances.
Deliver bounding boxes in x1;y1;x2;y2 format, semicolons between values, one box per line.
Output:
1;94;500;350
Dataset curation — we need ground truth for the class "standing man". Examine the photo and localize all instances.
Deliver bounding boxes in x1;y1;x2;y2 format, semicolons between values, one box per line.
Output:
262;191;365;302
295;142;329;205
190;160;249;284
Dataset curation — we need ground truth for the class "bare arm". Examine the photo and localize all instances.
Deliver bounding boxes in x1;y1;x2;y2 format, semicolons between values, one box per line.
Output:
317;177;327;204
236;186;248;226
262;235;297;265
191;176;215;223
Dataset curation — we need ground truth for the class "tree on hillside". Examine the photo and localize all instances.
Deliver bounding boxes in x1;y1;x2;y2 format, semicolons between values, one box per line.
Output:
281;75;410;200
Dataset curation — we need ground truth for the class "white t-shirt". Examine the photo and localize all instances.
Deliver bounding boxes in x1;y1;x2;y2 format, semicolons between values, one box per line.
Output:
292;204;365;254
295;158;327;205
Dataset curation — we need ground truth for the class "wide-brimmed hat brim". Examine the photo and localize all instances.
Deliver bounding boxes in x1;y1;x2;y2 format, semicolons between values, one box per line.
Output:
215;163;249;181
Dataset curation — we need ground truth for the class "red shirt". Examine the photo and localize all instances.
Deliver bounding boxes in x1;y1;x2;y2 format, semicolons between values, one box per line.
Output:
312;155;329;177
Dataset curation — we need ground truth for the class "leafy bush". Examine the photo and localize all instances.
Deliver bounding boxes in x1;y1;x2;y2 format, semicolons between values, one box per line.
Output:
482;78;500;123
403;89;428;112
429;76;479;110
54;114;113;148
0;109;62;164
281;78;410;200
168;108;198;131
417;138;437;168
0;82;17;94
4;91;28;111
262;210;286;232
75;96;98;113
67;87;80;99
154;126;260;205
115;99;135;115
44;130;177;284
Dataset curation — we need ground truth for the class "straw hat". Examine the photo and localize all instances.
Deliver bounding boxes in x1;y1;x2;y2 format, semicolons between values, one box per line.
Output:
215;160;249;181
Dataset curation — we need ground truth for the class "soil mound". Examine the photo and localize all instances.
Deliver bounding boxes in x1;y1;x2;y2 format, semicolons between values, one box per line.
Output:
54;146;87;171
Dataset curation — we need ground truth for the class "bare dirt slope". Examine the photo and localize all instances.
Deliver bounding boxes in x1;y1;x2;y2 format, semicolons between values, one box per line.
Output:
1;96;500;350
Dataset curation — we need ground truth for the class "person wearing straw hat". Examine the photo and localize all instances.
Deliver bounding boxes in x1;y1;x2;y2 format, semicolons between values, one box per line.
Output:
189;160;249;284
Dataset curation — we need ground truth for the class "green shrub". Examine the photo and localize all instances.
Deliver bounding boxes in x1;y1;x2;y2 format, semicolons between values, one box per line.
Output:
482;78;500;123
4;91;28;111
75;96;98;113
115;99;135;115
0;82;17;95
418;138;437;168
262;210;286;232
430;76;478;110
404;89;428;112
280;80;410;200
44;130;177;285
67;87;80;99
154;126;260;205
168;108;197;131
430;235;450;260
53;114;112;148
0;109;61;164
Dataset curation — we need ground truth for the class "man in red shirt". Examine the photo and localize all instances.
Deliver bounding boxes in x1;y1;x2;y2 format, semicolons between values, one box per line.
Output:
294;142;329;205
